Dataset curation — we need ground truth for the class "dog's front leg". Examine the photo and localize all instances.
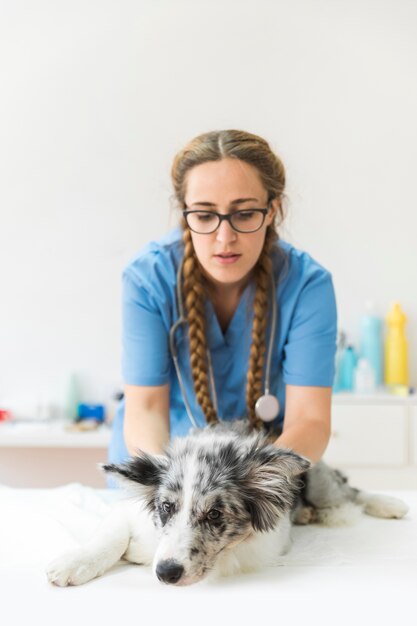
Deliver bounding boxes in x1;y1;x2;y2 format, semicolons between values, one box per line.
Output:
46;499;133;587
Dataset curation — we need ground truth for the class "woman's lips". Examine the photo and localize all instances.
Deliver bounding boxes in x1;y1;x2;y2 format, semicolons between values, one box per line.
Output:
214;254;241;265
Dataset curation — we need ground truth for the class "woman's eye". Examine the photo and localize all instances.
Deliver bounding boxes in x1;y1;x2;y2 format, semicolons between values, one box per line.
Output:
196;212;215;222
207;509;221;521
236;210;255;220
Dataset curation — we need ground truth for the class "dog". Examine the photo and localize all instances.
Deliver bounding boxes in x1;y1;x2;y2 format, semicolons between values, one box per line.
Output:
46;420;409;587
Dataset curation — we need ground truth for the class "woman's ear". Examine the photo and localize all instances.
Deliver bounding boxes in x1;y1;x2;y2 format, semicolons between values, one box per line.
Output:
266;198;279;225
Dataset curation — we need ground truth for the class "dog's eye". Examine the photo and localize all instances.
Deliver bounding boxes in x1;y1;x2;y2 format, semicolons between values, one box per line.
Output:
207;509;221;521
162;502;173;513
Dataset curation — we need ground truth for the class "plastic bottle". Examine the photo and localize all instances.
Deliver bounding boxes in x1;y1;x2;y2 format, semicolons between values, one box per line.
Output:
333;330;347;392
339;345;357;391
384;302;409;386
65;372;81;421
354;358;376;394
360;301;383;387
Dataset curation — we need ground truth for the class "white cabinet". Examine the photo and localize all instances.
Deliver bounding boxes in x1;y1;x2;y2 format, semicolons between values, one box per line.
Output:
411;406;417;466
326;405;407;466
0;421;111;488
324;394;417;490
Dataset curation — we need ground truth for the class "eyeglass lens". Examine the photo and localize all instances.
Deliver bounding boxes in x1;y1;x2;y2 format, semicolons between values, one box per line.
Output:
186;210;264;233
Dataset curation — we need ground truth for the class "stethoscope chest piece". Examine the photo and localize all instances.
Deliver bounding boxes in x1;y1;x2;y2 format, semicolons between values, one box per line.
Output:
255;393;280;422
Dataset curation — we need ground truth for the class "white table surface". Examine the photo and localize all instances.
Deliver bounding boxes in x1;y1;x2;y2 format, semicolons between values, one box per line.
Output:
1;483;416;626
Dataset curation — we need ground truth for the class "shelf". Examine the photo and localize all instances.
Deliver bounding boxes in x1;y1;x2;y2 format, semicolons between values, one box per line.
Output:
0;420;111;448
332;391;417;406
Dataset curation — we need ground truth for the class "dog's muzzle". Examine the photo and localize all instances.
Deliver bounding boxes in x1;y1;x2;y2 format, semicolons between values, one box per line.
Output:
156;559;184;585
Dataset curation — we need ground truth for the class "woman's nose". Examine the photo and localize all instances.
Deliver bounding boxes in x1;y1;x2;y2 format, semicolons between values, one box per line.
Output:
215;218;237;243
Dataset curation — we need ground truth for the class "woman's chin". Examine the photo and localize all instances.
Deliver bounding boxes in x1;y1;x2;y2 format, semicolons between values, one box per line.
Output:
206;265;253;290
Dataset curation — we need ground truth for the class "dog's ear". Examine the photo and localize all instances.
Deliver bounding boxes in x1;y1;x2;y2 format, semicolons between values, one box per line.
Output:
242;446;311;533
100;452;168;505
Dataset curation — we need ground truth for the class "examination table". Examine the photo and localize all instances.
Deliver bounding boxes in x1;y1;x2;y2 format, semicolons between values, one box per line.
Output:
1;483;415;626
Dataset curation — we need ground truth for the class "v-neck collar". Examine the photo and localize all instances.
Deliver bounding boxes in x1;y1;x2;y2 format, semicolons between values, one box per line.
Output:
204;281;255;349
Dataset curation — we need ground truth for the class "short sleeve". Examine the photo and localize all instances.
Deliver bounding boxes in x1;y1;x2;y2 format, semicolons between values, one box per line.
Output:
282;269;337;386
122;270;171;386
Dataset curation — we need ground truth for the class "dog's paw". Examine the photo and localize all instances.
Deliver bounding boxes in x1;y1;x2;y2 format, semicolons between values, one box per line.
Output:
363;495;409;519
292;505;318;525
46;550;103;587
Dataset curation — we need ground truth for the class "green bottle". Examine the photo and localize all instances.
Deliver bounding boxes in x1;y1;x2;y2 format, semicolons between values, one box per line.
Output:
65;372;81;421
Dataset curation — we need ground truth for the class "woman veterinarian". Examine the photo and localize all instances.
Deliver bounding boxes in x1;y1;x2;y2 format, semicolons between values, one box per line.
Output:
108;129;337;472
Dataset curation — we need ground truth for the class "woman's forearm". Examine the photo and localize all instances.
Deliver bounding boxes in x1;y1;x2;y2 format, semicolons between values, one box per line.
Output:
123;383;170;456
124;409;170;456
273;418;331;464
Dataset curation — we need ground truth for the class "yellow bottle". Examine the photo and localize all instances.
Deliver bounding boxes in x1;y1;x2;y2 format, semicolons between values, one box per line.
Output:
384;302;409;386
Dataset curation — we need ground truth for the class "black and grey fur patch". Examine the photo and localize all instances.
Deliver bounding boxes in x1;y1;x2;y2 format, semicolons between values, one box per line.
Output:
102;453;169;511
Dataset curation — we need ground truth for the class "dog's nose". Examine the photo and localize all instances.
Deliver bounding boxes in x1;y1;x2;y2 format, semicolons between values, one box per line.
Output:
156;559;184;584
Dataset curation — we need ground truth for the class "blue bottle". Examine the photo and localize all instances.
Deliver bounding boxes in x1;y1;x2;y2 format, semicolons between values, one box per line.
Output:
333;330;347;393
360;301;383;387
339;345;357;391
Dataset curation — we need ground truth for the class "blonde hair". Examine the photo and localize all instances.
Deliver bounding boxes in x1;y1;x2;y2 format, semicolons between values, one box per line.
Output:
171;130;286;428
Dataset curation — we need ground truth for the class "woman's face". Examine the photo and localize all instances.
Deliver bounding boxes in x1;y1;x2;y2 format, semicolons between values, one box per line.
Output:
183;158;278;293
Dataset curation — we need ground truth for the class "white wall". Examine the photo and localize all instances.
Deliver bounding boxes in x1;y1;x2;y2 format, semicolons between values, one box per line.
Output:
1;0;416;418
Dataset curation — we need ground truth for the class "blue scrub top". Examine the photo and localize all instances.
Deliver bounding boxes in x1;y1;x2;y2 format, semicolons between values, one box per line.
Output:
108;227;337;465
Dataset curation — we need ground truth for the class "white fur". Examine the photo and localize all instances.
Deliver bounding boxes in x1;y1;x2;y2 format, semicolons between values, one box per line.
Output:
355;492;409;519
152;452;199;570
212;514;292;579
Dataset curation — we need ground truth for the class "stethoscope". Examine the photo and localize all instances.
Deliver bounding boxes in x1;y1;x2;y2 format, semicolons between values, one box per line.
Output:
169;256;280;428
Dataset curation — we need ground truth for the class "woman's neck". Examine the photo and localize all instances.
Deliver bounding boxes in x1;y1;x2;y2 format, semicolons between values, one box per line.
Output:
204;272;254;333
204;272;252;303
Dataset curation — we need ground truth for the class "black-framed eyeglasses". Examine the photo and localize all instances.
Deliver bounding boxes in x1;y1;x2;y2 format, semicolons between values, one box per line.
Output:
183;206;271;234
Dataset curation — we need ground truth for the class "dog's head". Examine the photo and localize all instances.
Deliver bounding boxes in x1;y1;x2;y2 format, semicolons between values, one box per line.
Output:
103;432;310;586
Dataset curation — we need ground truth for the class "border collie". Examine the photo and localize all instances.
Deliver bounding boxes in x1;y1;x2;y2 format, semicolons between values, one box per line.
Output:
46;420;408;587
